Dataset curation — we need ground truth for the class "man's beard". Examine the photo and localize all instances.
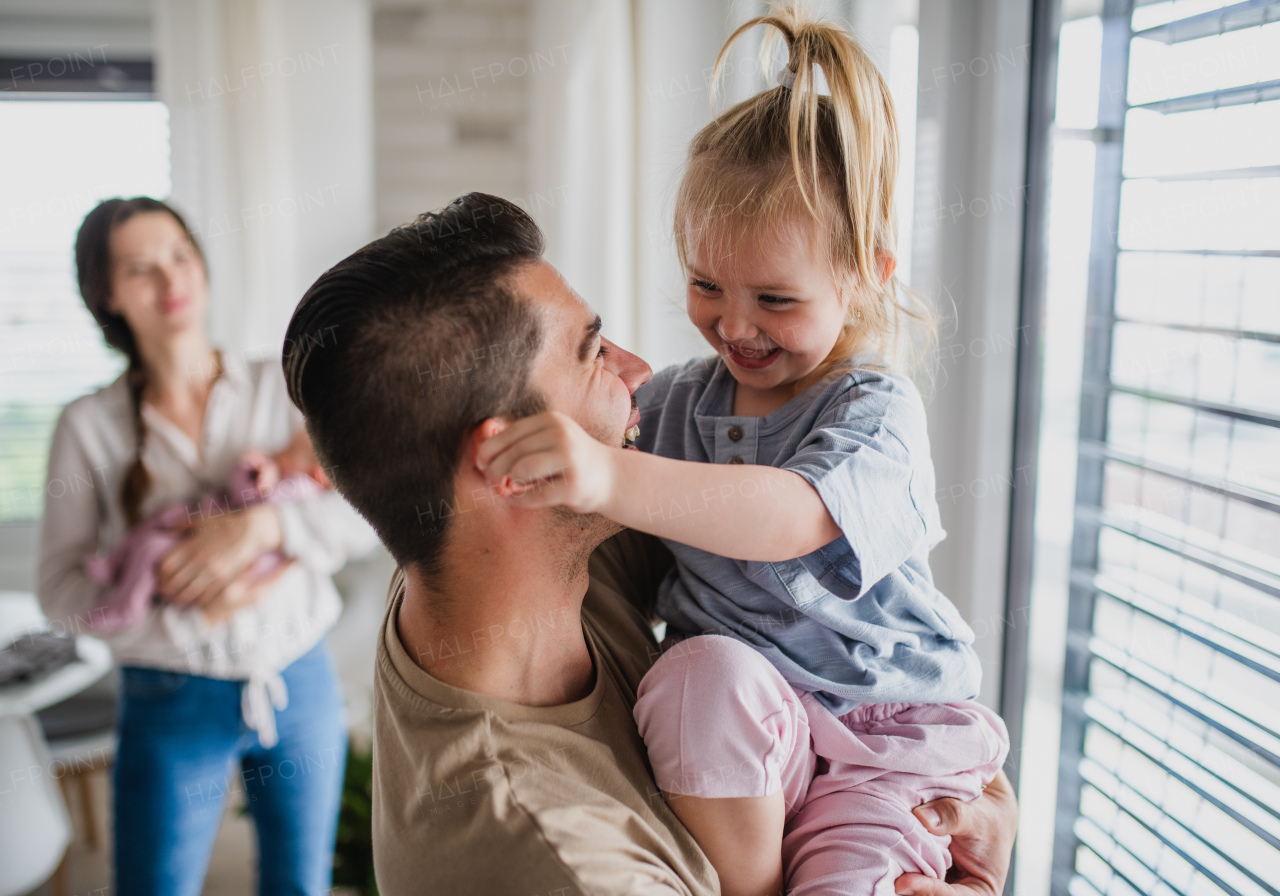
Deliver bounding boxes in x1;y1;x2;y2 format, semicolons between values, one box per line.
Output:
549;507;623;585
545;407;632;582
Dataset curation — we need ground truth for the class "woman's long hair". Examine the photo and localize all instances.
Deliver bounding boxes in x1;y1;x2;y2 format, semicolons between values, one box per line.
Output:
74;197;206;526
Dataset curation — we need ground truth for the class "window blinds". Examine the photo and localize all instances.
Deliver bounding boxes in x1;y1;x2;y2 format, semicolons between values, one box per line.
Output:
1053;2;1280;895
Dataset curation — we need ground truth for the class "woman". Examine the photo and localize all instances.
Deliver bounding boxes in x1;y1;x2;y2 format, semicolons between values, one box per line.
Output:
36;197;378;895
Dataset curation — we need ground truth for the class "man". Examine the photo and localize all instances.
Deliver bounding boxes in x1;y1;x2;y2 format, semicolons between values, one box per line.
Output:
282;193;1017;895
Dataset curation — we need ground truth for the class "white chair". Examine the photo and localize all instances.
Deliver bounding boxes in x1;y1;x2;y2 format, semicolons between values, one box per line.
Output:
0;713;72;896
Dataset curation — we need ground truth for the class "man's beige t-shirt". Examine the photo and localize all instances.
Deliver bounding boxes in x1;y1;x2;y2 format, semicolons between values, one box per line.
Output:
372;532;719;895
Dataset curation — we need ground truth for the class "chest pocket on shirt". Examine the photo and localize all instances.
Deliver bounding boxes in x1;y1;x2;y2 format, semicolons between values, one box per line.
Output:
744;537;861;611
798;538;864;601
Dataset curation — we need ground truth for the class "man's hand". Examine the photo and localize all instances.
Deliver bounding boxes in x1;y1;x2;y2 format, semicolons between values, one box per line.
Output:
476;412;616;513
157;503;284;609
895;769;1018;895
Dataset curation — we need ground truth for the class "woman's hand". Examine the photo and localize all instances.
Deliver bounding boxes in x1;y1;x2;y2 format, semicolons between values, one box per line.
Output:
156;503;284;609
199;559;294;625
895;769;1019;895
475;412;617;513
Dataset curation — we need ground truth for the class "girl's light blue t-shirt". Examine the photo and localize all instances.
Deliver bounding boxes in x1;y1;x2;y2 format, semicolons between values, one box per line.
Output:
635;357;982;714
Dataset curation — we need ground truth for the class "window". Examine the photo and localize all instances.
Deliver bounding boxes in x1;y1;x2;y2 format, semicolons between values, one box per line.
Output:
0;99;170;522
1033;1;1280;894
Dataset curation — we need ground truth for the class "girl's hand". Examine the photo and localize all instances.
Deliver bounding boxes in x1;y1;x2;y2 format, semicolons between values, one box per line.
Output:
475;412;616;513
157;503;283;608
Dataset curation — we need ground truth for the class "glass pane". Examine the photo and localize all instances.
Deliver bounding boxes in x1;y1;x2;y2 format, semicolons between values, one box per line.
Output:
1105;392;1280;502
1102;459;1280;567
1132;0;1241;34
0;101;170;521
1040;5;1280;895
1128;20;1280;106
1123;102;1280;178
1058;16;1104;130
1117;177;1280;252
1111;320;1280;420
1115;253;1280;336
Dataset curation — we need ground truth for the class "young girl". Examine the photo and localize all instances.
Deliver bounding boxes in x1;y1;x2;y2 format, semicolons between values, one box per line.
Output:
477;6;1008;895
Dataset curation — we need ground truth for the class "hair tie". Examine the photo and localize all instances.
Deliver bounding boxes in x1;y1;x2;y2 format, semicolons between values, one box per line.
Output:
776;66;796;90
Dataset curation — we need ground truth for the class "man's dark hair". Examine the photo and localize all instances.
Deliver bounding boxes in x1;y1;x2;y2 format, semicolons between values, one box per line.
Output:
283;192;546;577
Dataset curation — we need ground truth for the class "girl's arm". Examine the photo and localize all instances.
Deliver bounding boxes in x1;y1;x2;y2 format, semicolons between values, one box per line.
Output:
476;411;841;562
600;448;840;561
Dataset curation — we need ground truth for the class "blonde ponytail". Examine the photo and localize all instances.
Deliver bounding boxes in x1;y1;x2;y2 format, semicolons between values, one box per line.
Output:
674;2;934;388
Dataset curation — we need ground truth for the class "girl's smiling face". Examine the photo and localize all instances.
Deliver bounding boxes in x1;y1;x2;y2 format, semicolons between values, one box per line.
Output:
685;215;849;410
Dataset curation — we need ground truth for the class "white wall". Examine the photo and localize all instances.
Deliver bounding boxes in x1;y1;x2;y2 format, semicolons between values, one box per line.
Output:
370;0;531;232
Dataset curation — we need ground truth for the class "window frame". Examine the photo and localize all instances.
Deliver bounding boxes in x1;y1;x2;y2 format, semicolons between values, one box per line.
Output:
1043;1;1280;893
0;53;156;591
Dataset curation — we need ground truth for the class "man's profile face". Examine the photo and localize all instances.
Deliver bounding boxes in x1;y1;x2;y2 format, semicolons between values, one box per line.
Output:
515;259;651;447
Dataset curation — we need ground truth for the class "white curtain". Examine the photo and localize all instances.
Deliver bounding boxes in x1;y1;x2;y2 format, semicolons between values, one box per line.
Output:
152;0;375;357
630;0;761;370
526;0;742;365
527;0;638;351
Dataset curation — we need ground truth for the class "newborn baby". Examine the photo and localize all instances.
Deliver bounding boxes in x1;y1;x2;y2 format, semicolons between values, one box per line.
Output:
84;429;331;632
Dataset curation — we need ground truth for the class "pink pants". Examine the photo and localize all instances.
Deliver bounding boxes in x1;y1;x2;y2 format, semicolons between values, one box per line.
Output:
634;635;1009;895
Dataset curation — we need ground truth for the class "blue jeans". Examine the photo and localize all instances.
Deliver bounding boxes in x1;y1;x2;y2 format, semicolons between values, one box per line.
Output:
113;641;347;896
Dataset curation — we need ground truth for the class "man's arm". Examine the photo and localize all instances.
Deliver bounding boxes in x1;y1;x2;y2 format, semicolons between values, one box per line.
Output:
896;770;1019;895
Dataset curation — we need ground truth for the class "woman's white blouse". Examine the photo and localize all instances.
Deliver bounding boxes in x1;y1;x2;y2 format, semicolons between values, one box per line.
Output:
36;351;380;684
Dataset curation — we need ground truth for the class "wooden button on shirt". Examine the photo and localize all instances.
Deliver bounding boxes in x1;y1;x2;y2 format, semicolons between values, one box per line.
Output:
631;356;983;715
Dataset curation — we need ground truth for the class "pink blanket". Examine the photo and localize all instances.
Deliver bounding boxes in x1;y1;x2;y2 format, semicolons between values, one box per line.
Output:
83;464;322;632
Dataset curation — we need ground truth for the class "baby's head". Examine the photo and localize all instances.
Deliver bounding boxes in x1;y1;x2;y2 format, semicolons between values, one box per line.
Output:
272;428;332;488
676;3;932;394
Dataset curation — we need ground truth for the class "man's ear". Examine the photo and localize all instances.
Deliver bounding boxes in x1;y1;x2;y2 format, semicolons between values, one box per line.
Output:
476;417;507;441
468;418;507;467
469;417;518;498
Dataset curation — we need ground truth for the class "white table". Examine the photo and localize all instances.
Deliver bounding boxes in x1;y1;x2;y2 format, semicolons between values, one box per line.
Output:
0;592;111;896
0;591;112;718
